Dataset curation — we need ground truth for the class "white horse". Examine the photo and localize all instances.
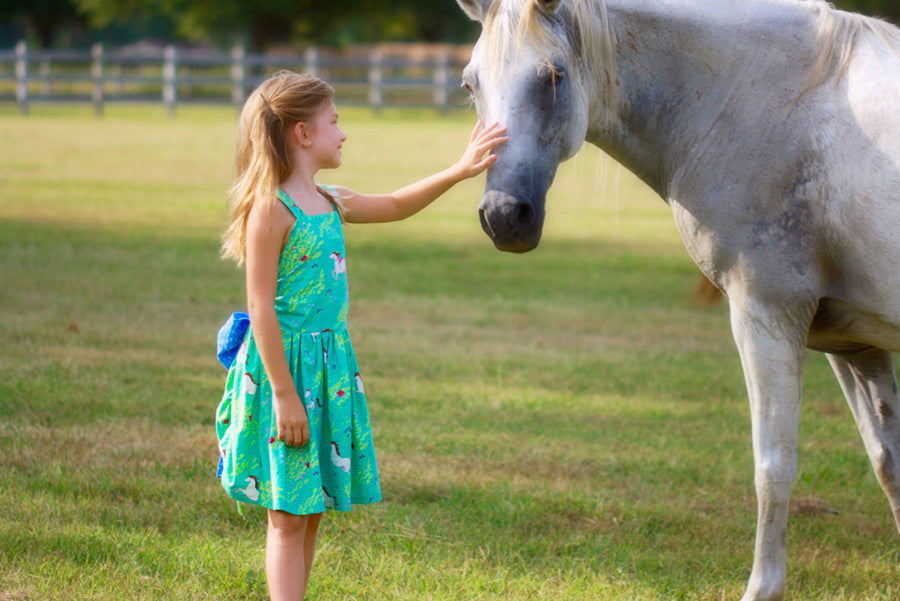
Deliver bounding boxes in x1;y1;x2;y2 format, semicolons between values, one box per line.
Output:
455;0;900;599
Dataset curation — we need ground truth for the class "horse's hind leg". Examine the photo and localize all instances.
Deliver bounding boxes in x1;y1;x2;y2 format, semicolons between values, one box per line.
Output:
826;348;900;531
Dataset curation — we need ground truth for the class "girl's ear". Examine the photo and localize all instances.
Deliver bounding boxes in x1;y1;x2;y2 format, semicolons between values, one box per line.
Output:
294;122;311;148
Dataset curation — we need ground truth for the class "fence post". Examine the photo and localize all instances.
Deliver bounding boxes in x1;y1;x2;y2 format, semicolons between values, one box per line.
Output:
433;51;450;113
110;62;123;96
163;44;177;117
304;46;318;77
368;48;382;113
40;56;51;97
231;45;245;108
15;41;28;115
91;43;104;116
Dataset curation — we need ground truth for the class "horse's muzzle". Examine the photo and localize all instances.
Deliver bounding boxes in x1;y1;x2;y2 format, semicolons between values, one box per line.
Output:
478;190;543;253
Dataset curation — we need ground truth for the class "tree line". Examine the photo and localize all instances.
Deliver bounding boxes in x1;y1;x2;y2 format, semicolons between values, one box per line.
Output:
2;0;898;50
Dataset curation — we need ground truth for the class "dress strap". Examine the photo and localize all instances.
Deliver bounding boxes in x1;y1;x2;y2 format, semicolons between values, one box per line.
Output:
318;184;343;217
277;190;305;219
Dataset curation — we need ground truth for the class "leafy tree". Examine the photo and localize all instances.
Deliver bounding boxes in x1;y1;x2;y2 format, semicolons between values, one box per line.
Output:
1;0;89;48
70;0;476;48
8;0;897;50
833;0;899;24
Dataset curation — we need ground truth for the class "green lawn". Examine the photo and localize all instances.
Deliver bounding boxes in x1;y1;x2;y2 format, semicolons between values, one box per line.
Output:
0;104;897;600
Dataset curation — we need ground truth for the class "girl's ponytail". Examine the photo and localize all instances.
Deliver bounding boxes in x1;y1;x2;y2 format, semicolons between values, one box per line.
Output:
221;71;336;264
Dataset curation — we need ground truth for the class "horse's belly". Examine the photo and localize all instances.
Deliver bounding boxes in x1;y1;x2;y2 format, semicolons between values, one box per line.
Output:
808;298;900;353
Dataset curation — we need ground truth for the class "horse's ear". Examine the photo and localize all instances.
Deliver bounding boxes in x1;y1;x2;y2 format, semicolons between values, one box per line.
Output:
535;0;563;15
456;0;494;22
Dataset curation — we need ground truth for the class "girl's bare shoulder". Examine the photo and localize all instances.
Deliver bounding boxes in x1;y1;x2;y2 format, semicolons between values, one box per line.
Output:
247;196;295;236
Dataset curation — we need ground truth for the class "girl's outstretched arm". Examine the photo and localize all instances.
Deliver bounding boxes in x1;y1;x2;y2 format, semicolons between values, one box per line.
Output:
337;121;508;224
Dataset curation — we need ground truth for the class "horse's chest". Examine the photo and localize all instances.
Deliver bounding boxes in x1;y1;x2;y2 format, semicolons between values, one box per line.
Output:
669;200;728;285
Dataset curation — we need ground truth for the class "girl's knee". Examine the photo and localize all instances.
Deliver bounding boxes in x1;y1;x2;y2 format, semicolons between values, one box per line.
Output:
268;510;310;537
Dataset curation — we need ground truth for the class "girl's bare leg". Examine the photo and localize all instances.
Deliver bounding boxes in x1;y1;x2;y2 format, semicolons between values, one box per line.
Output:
266;510;311;601
301;512;323;592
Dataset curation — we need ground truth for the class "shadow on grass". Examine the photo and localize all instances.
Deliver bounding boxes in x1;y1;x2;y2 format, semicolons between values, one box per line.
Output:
0;217;722;424
2;218;897;599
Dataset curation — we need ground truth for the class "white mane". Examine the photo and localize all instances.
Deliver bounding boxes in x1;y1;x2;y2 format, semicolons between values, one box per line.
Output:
800;0;900;91
481;0;900;100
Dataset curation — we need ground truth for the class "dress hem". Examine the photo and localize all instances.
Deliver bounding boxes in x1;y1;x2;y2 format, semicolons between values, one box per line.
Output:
223;492;383;516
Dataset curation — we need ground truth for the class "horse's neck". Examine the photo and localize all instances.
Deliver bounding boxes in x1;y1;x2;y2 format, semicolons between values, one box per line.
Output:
587;0;819;198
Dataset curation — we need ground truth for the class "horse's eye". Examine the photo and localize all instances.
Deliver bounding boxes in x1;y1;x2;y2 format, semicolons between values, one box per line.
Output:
541;64;566;88
549;64;566;82
462;82;474;94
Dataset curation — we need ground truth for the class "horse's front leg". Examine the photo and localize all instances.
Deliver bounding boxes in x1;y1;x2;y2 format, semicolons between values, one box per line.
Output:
729;297;814;601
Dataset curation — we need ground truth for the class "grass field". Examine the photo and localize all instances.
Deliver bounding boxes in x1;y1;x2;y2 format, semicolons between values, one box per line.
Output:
0;104;897;600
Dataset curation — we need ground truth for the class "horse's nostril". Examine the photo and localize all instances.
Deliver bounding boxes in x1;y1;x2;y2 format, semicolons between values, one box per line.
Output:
515;202;534;230
478;191;542;252
478;207;493;236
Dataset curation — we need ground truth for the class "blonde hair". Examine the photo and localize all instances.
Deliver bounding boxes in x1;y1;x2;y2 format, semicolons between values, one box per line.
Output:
221;70;341;264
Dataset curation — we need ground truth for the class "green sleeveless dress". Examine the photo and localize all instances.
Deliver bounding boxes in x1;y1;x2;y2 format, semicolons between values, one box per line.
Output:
216;188;382;515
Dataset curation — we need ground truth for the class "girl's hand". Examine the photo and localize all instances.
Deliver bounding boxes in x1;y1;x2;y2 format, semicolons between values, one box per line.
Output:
273;392;310;447
453;121;509;180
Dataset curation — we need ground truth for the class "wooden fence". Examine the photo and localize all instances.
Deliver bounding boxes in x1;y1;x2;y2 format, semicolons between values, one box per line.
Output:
0;42;473;115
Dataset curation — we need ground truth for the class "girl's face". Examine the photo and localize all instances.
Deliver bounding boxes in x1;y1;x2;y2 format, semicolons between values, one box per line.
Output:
306;101;346;169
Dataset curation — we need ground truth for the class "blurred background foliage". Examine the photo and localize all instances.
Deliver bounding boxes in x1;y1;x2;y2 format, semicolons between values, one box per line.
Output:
1;0;897;50
0;0;476;49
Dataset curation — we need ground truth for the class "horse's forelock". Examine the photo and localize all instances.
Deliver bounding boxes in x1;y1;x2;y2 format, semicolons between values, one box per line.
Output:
481;0;616;102
480;0;549;81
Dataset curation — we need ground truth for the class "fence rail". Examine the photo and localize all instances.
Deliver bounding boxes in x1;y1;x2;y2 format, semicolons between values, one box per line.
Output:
0;42;473;115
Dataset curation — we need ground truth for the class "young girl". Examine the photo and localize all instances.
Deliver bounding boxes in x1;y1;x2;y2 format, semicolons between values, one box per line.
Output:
216;70;507;600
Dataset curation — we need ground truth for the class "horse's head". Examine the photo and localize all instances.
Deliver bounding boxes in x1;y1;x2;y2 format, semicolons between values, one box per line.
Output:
457;0;612;252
